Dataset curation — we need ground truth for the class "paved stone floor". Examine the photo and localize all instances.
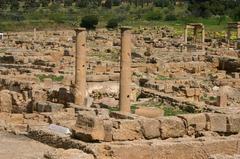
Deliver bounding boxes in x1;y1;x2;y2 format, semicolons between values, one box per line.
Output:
0;132;54;159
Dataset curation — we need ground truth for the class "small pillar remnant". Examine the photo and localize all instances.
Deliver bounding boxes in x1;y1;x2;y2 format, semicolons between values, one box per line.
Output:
184;23;205;51
33;28;37;41
227;22;240;49
119;26;132;113
74;28;87;106
184;26;188;44
0;33;3;40
217;87;228;107
201;26;205;51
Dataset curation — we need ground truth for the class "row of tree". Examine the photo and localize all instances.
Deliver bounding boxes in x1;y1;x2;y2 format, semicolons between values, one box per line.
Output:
0;0;240;20
0;0;174;10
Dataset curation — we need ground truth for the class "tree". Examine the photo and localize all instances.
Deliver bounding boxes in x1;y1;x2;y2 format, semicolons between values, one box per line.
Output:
40;0;50;7
106;18;119;29
104;0;112;9
76;0;98;8
0;0;8;10
10;0;20;11
64;0;73;6
80;15;99;29
24;0;41;10
153;0;174;8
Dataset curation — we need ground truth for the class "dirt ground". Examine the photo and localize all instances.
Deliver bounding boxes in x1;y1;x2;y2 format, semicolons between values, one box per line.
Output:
0;132;54;159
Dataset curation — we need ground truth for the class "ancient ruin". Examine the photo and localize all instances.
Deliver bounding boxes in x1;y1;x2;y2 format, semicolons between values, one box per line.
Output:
74;28;87;106
227;22;240;49
1;22;240;159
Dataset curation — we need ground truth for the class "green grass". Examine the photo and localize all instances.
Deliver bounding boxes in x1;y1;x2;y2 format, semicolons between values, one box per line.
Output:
90;51;119;62
134;101;194;116
36;74;64;82
155;75;173;81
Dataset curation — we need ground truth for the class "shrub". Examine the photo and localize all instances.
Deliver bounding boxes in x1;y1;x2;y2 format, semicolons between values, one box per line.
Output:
112;0;121;6
39;0;50;7
106;18;119;29
64;0;73;6
145;10;163;21
165;13;177;21
104;0;112;9
76;0;88;8
80;15;99;29
154;0;172;8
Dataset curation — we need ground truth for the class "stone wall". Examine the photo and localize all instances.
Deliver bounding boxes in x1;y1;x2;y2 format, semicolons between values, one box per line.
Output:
71;109;240;142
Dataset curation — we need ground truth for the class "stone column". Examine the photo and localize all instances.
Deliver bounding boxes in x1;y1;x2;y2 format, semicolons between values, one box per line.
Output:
237;25;240;50
119;26;132;113
74;28;87;106
33;28;37;41
227;28;231;49
201;26;205;50
184;26;188;44
237;25;240;39
217;87;227;107
193;27;197;43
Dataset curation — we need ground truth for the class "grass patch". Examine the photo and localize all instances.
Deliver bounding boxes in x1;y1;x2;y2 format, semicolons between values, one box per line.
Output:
200;94;218;102
156;75;173;81
163;106;187;116
90;51;119;62
36;74;64;82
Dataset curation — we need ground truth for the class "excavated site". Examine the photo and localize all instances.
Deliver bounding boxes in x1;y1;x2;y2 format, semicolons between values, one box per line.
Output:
1;22;240;159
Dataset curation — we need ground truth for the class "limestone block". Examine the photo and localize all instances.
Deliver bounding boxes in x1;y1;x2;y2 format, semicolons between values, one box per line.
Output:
178;113;206;131
87;75;110;82
159;116;186;139
138;118;160;139
44;149;94;159
94;65;107;73
206;113;227;132
227;114;240;133
185;88;195;97
110;111;136;120
73;113;105;141
0;90;12;113
112;120;143;141
135;107;164;118
103;120;113;142
35;101;64;112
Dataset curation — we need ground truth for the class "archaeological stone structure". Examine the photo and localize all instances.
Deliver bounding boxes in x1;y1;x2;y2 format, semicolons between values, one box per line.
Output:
1;22;240;159
184;23;205;51
227;22;240;49
119;26;132;113
74;28;87;106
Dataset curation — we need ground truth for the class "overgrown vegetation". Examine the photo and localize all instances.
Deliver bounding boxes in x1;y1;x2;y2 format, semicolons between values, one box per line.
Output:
0;0;239;32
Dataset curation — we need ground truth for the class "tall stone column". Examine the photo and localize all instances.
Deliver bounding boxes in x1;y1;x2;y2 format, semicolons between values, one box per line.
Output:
119;26;132;113
74;28;87;106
